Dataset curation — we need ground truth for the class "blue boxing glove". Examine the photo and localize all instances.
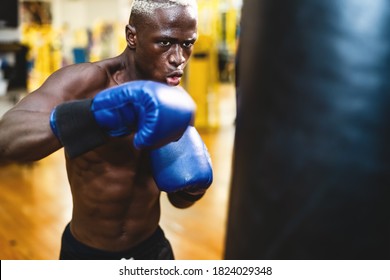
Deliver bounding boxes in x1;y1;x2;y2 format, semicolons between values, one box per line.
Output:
50;81;195;158
150;126;213;195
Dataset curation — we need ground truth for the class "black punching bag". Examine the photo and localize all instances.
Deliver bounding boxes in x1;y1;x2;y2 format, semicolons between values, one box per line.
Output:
225;0;390;259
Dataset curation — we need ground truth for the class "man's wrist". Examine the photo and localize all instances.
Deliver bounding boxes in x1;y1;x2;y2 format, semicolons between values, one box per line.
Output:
175;189;205;202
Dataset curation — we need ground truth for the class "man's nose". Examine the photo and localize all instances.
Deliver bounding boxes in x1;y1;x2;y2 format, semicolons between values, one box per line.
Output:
168;45;186;66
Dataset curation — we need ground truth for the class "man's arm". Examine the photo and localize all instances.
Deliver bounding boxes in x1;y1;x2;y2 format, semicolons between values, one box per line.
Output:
0;104;61;163
0;64;107;163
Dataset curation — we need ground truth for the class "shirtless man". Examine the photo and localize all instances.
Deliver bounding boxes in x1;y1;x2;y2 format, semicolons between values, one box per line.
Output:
0;0;212;260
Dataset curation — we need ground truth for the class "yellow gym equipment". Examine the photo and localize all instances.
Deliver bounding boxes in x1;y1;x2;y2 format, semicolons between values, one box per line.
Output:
184;0;240;129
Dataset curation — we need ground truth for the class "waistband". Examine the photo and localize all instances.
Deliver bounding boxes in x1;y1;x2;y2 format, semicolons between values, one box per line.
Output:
61;223;166;260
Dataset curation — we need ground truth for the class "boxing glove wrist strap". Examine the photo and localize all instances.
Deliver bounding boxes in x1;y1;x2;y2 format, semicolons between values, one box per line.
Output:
50;99;108;158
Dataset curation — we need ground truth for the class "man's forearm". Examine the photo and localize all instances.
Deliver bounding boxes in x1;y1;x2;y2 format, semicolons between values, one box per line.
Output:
0;110;61;162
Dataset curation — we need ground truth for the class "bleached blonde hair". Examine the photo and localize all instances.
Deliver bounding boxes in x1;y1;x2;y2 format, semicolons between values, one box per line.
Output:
130;0;197;19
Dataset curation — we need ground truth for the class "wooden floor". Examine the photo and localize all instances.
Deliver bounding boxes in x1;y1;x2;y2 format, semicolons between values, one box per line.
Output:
0;83;236;260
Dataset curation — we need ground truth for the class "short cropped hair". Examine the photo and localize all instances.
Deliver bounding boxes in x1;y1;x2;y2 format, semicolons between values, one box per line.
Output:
130;0;197;20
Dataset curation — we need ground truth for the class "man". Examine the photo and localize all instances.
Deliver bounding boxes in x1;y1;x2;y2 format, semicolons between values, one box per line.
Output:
0;0;212;260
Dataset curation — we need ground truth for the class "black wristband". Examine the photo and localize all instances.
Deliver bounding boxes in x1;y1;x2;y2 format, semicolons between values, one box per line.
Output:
53;99;108;158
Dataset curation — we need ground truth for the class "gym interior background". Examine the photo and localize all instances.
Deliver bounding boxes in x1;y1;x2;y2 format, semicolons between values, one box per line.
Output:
0;0;241;259
3;0;389;261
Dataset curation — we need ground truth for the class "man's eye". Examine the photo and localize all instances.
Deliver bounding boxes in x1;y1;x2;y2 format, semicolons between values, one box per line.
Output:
183;42;194;48
159;41;171;47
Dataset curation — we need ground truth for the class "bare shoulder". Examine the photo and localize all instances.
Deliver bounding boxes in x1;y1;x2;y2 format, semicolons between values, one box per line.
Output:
10;62;111;112
44;62;110;100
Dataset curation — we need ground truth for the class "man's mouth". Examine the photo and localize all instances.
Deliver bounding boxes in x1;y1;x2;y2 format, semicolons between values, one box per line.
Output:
166;76;182;86
166;71;183;86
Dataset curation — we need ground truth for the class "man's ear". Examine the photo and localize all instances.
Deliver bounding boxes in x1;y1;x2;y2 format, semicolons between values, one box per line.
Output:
126;24;137;49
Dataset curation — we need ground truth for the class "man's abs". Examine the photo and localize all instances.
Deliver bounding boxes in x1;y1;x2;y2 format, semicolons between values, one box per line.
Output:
64;142;161;252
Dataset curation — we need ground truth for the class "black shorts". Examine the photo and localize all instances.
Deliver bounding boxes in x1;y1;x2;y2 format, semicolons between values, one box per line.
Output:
59;223;175;260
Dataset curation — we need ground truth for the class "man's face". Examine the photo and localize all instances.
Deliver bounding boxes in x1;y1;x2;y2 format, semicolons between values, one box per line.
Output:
130;5;198;86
